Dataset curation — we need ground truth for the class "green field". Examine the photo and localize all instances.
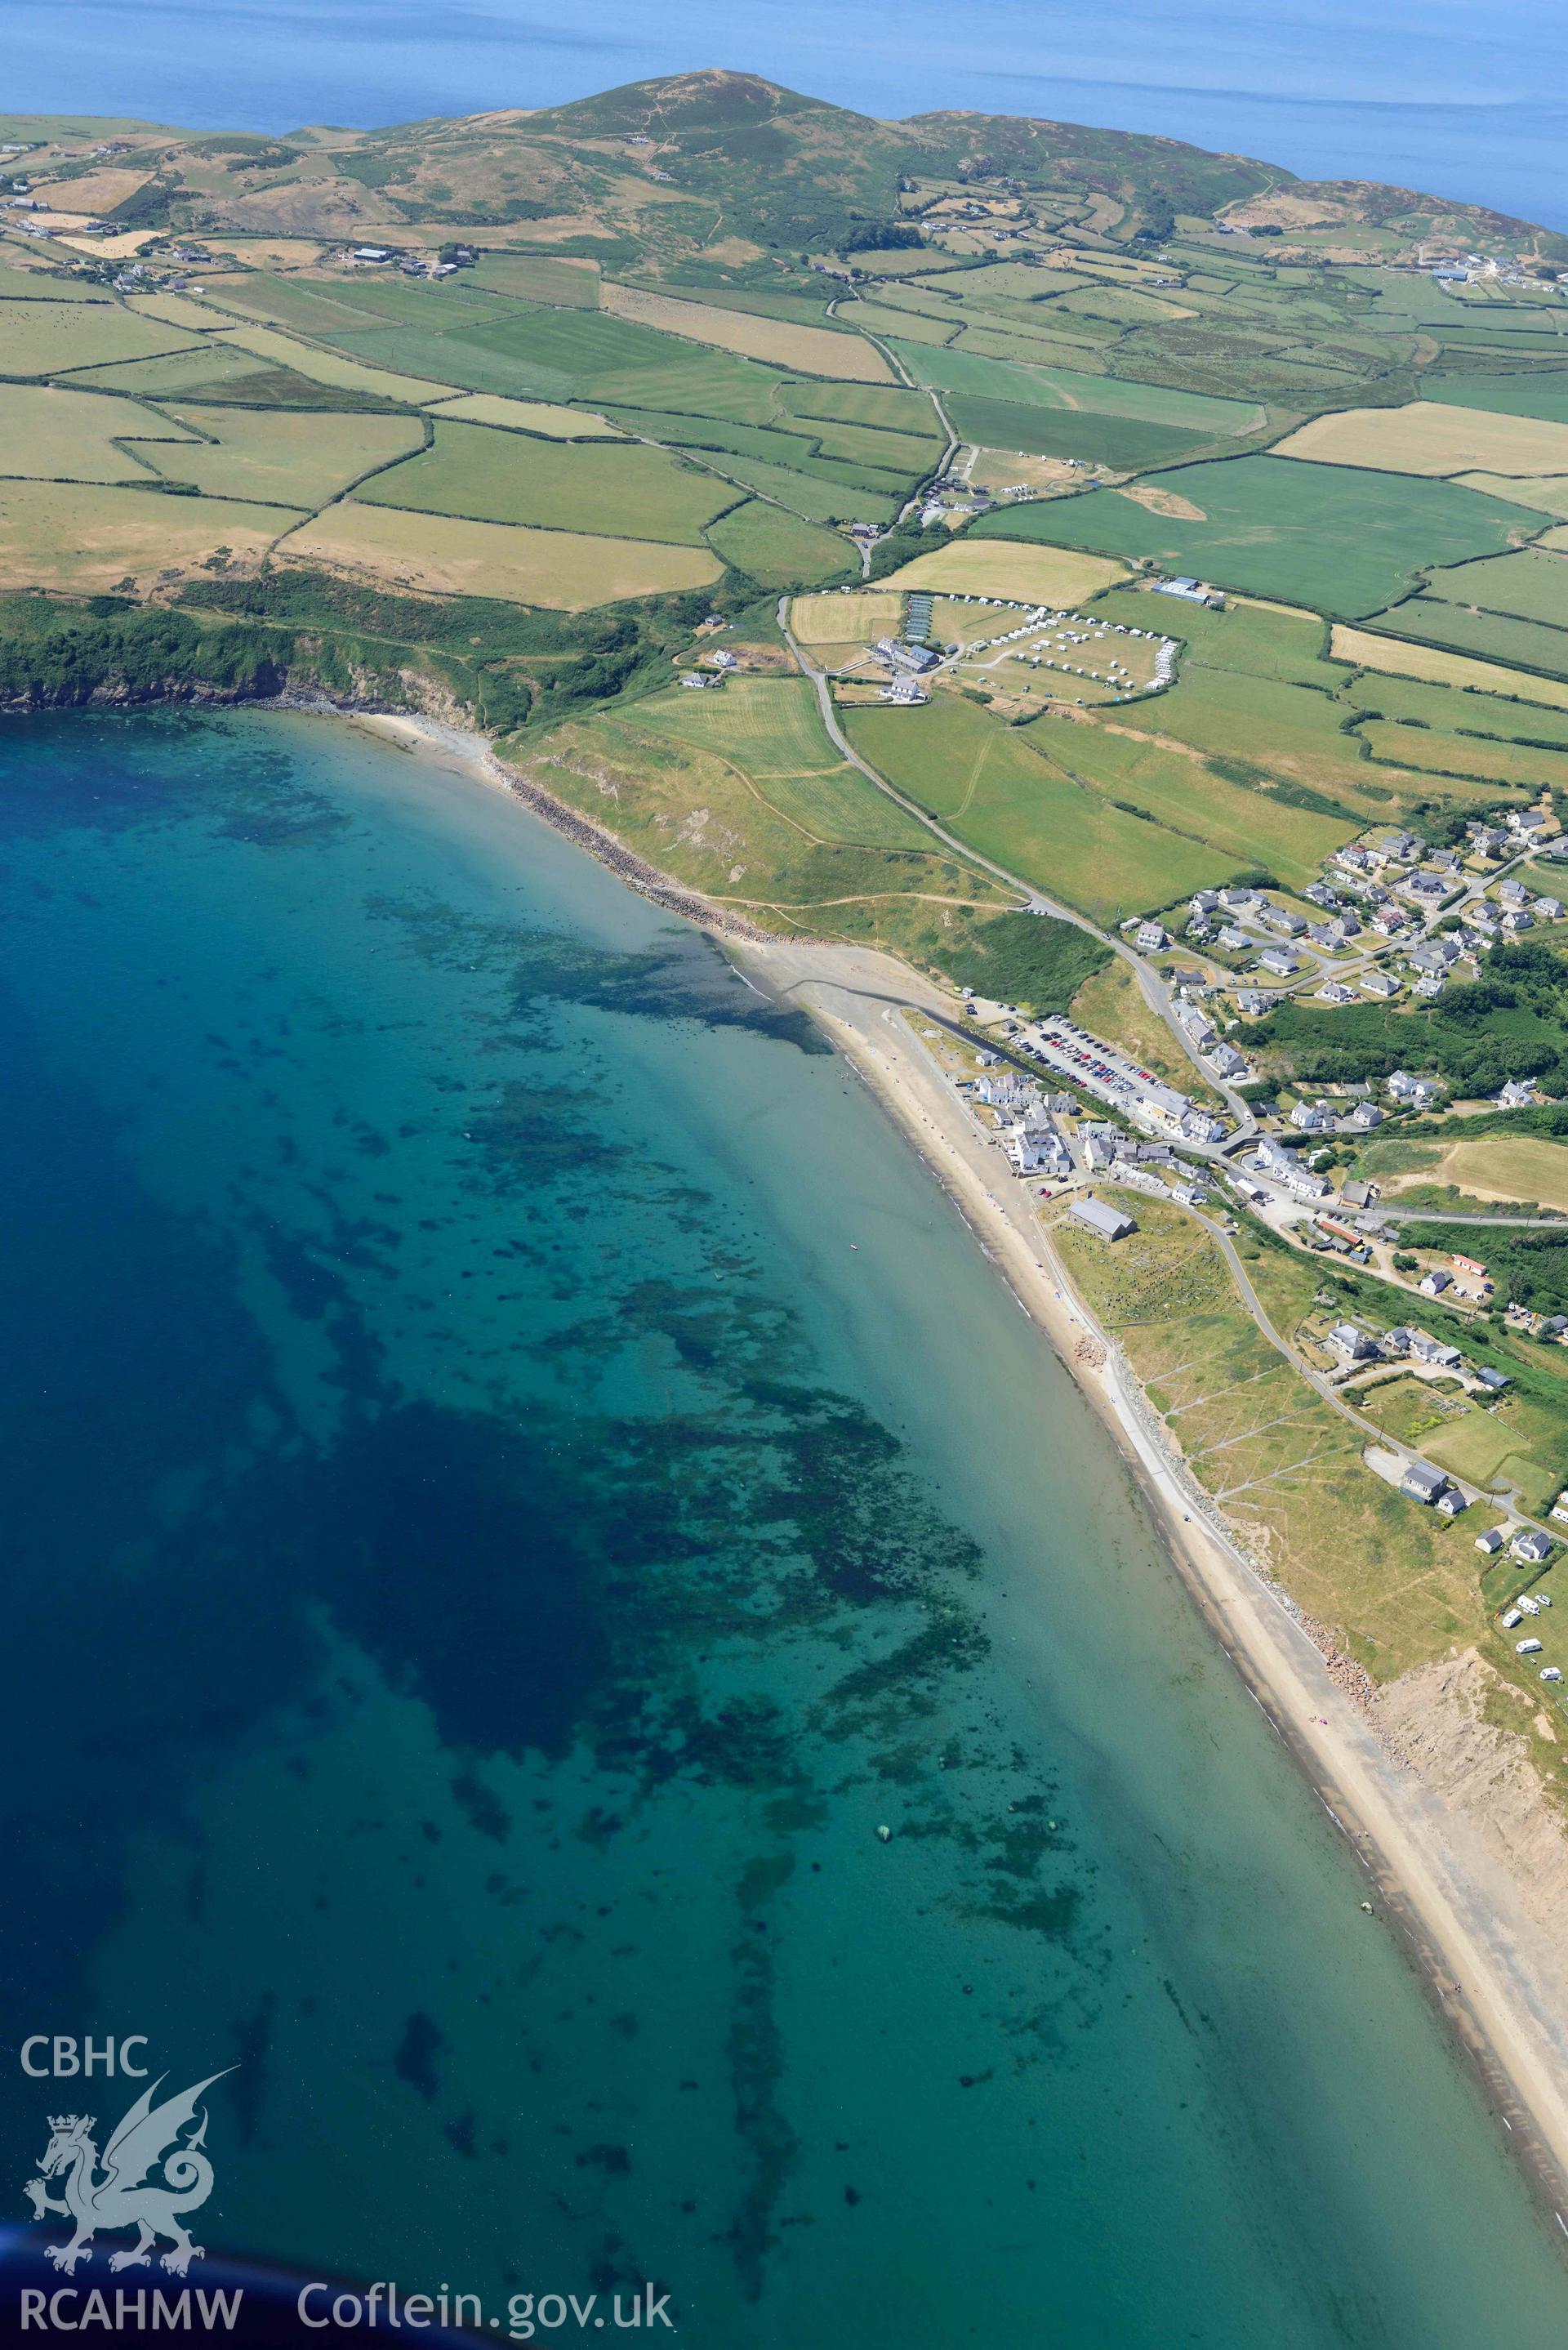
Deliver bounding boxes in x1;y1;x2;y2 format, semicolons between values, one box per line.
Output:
1088;588;1334;687
706;501;853;587
688;451;898;526
141;404;423;505
1045;720;1356;885
1423;546;1568;627
889;343;1258;430
777;381;942;437
1424;375;1568;425
972;458;1544;618
1341;667;1568;747
953;399;1217;471
533;698;1011;965
0;298;207;377
633;678;941;850
354;421;742;543
844;694;1236;919
60;344;327;401
0;265;115;303
1352;719;1568;792
1360;597;1568;679
0;381;197;481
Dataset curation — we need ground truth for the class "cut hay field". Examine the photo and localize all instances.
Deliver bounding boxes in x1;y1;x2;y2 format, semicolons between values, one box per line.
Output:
877;539;1128;604
1272;402;1568;478
0;478;300;593
0;381;197;481
599;282;892;382
971;457;1543;618
845;694;1236;919
0;297;206;377
1392;1136;1568;1214
705;502;853;588
1330;624;1568;709
150;405;425;506
354;420;741;544
421;394;623;438
630;678;940;850
1456;474;1568;519
790;590;904;645
278;502;721;609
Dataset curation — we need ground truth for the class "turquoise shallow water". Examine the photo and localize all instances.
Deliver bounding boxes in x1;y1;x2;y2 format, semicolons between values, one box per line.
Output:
4;705;1568;2344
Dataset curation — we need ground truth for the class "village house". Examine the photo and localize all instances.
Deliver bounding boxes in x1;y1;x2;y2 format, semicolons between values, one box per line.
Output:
1401;1460;1451;1505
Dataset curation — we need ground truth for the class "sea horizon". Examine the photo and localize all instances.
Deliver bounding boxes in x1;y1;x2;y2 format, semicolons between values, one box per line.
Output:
6;0;1568;230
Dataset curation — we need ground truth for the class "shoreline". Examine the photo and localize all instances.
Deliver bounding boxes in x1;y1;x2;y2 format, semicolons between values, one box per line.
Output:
327;703;1568;2241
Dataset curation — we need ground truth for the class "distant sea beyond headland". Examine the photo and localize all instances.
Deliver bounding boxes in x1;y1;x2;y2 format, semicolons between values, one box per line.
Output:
6;0;1567;230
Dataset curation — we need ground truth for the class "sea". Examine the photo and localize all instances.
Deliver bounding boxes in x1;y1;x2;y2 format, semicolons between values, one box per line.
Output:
3;703;1568;2344
7;0;1567;230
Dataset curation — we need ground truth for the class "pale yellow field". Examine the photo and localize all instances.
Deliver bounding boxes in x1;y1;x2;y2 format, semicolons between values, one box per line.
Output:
422;393;623;439
1273;401;1568;477
788;589;904;644
1330;622;1568;710
0;298;206;377
150;404;425;505
1456;472;1568;517
0;479;301;592
964;448;1092;495
0;382;198;481
199;239;331;270
599;281;893;383
29;167;151;215
125;291;228;331
53;230;162;260
207;324;459;404
1388;1136;1568;1213
278;501;722;609
877;539;1129;603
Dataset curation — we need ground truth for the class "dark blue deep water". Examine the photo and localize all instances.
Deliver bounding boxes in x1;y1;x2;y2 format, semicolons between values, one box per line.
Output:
4;706;1568;2346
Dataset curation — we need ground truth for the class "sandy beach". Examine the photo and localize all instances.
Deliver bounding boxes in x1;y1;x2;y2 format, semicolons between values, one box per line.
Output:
351;702;1568;2239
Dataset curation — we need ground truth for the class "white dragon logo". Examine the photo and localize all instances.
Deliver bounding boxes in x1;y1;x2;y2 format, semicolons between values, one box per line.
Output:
24;2071;233;2277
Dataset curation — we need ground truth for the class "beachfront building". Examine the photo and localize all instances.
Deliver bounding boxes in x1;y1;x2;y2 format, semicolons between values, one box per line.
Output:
1070;1193;1137;1242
